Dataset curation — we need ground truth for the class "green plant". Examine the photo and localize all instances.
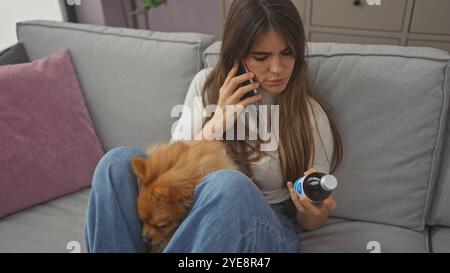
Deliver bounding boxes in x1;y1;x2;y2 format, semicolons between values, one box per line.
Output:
130;0;168;16
142;0;167;10
128;0;169;29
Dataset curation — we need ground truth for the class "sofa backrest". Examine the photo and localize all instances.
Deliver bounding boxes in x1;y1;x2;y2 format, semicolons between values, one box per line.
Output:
204;41;450;231
305;43;449;231
17;20;215;151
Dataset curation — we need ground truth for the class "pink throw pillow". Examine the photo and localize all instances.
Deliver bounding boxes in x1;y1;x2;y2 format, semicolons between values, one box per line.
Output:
0;49;104;218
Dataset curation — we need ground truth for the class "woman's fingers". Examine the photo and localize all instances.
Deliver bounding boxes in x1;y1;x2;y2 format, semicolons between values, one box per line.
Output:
224;62;239;88
303;167;318;176
238;92;262;108
287;181;306;214
221;66;256;104
233;82;260;103
298;196;320;213
323;196;337;211
227;72;255;94
288;180;332;213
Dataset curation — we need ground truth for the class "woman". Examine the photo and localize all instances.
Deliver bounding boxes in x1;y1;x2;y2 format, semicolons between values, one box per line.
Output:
85;0;343;252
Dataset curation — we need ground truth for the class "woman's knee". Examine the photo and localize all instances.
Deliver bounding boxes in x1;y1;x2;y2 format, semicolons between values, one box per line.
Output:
200;169;263;202
192;169;274;231
100;146;146;165
92;146;146;188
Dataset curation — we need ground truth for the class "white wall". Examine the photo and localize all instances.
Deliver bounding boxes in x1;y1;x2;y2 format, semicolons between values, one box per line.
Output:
0;0;64;49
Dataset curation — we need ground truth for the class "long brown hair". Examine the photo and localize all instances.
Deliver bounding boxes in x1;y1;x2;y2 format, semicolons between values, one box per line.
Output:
201;0;343;183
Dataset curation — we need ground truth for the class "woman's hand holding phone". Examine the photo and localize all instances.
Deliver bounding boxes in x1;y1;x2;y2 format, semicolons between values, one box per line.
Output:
215;62;262;132
197;63;262;140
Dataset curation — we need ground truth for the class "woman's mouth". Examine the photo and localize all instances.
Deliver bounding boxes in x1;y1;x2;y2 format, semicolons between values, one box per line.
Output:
266;79;286;86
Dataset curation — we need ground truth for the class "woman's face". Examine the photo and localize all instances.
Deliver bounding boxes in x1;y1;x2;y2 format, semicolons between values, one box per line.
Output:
244;29;296;95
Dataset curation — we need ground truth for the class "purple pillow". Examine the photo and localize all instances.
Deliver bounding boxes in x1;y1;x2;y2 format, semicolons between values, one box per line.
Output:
0;49;104;218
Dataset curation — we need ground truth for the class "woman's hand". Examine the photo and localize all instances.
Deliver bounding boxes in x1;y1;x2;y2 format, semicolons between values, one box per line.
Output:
215;62;262;132
287;167;337;231
197;63;262;140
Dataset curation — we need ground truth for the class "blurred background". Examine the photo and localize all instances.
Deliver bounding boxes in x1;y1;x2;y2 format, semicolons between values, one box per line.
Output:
1;0;450;52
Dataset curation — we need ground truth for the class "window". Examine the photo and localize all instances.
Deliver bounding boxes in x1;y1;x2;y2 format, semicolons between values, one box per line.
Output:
0;0;65;49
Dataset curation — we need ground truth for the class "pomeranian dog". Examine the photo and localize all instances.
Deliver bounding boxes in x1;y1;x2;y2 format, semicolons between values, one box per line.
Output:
131;140;238;252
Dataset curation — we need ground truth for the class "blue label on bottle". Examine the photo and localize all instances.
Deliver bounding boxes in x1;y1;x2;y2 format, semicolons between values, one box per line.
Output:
294;178;303;196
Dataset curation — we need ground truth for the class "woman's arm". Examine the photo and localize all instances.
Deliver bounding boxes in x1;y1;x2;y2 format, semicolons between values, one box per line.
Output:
174;63;261;142
170;69;211;142
286;99;337;230
194;113;226;140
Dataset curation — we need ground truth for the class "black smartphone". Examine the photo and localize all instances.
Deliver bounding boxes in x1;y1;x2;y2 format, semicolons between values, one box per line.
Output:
236;60;258;100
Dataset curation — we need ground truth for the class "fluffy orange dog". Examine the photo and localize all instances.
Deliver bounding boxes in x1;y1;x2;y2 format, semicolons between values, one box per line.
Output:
131;140;238;252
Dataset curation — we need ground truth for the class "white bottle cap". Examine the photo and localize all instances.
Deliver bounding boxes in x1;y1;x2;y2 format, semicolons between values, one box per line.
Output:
320;175;338;191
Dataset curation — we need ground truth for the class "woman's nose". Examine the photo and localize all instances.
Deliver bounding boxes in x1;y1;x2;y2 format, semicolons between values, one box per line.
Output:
269;57;283;74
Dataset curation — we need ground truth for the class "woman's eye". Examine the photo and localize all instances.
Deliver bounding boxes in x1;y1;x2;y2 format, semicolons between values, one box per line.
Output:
252;56;267;61
282;48;293;55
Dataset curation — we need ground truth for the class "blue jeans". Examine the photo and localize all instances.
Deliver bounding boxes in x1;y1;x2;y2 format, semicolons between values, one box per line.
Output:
85;147;300;253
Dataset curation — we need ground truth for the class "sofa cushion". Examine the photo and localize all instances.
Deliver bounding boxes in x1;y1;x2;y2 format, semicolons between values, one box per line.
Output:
428;78;450;227
0;188;90;253
429;226;450;253
17;20;215;151
298;217;429;253
0;49;104;218
0;43;30;65
203;41;450;231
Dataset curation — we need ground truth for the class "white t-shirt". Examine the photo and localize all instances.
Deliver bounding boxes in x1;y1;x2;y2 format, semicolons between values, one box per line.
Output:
171;68;334;204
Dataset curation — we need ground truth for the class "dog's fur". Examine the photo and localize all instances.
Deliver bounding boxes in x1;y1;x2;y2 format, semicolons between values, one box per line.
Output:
131;140;238;252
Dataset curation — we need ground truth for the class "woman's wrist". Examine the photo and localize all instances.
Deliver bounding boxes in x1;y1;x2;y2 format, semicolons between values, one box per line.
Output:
195;114;225;140
296;211;323;231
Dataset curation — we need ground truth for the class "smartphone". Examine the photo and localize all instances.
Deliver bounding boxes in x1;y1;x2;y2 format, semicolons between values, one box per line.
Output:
236;60;258;100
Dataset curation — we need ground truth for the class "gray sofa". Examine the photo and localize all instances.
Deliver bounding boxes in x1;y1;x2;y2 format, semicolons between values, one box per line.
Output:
0;20;448;253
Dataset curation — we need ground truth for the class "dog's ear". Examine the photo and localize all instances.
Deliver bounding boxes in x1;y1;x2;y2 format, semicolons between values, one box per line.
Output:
172;186;196;206
131;156;148;184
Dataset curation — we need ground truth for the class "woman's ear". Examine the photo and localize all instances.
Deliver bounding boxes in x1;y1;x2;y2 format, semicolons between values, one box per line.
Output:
131;156;147;184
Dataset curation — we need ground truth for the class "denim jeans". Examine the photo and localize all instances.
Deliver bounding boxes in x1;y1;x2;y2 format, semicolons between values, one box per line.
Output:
85;147;300;253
